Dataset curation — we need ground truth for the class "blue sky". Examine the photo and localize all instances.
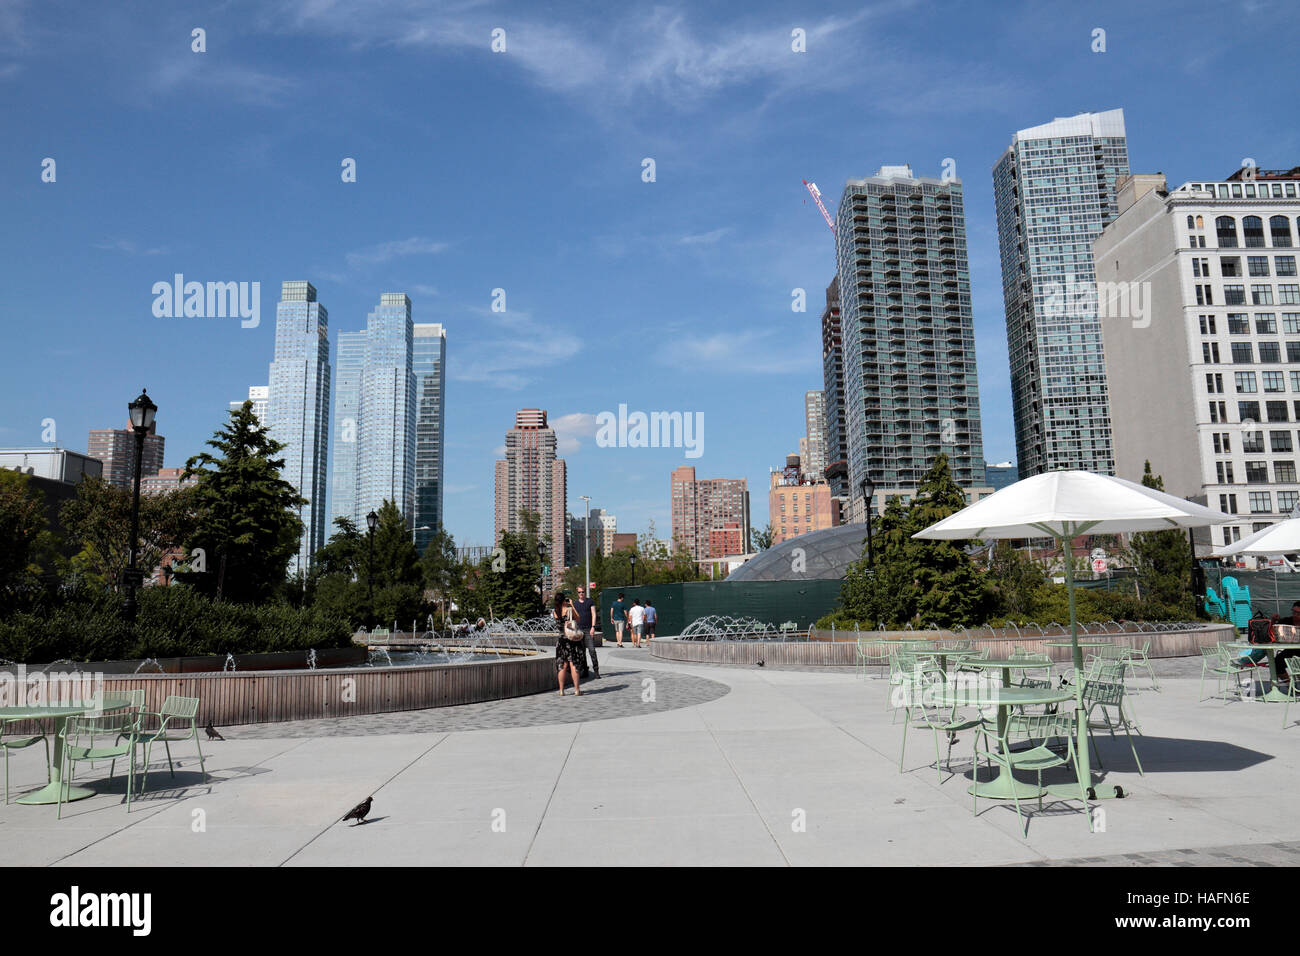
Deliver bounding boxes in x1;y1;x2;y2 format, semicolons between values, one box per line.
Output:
3;0;1299;548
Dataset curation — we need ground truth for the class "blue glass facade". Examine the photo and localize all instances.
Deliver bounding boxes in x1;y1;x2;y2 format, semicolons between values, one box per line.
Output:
413;323;446;554
266;280;331;574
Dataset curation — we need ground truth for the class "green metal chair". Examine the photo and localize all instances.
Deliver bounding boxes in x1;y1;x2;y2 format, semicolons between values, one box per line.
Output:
1282;657;1300;729
973;709;1092;835
898;663;982;783
1126;639;1160;691
137;695;206;790
954;646;989;674
1080;677;1143;775
1;717;50;804
1199;645;1247;702
856;638;890;679
57;711;140;818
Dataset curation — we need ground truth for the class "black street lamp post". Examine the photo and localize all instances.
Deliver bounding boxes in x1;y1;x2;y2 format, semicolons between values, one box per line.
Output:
366;510;378;629
629;552;637;587
122;389;157;624
536;541;547;609
860;476;876;569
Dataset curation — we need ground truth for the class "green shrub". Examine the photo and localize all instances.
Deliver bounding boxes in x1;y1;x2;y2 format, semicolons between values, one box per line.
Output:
0;585;351;664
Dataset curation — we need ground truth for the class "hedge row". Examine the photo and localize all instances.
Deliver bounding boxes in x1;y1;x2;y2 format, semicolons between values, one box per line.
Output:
0;586;353;665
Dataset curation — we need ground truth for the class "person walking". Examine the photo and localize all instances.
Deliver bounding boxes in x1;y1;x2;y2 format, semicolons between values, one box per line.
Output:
643;600;657;642
574;586;599;678
628;598;646;648
554;593;584;696
610;592;628;647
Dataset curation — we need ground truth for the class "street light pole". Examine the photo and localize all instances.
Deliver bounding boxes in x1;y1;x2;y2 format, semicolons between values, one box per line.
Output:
122;389;157;624
536;541;547;611
629;552;637;588
366;510;378;630
580;495;591;598
860;476;876;570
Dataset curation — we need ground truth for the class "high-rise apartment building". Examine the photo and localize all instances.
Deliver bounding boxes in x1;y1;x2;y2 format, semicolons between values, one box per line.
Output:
229;385;269;424
769;454;841;545
266;280;331;574
568;507;616;563
1096;167;1300;552
141;467;198;496
993;109;1130;478
87;422;164;489
835;164;985;522
820;275;848;501
803;391;827;479
413;323;447;554
495;409;567;591
671;465;750;562
331;294;417;534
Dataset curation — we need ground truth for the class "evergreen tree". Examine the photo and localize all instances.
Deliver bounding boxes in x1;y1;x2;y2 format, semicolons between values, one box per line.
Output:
1125;461;1194;613
0;470;56;600
181;401;306;604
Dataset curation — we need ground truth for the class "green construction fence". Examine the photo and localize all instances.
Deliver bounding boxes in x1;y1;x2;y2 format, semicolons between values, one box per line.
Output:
597;580;844;636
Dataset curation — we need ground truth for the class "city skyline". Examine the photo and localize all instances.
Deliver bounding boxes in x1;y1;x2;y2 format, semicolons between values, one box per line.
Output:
6;1;1299;548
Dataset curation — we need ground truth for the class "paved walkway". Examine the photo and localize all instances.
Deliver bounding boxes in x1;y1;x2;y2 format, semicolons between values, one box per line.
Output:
1;651;1296;866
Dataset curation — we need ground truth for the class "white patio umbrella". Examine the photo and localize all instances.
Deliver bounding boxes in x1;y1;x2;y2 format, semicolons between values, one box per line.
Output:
1212;517;1300;558
913;470;1227;799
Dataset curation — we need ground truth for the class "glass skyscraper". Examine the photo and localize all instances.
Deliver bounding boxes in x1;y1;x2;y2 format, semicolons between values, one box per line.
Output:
413;322;447;553
992;109;1130;477
266;280;331;574
332;293;417;532
835;165;986;519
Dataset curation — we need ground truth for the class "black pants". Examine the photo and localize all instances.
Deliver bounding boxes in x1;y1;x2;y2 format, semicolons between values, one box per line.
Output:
1277;648;1300;682
583;630;599;674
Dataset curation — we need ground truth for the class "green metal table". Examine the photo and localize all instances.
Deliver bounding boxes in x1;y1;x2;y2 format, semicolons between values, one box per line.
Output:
905;647;977;673
1224;642;1299;703
936;685;1076;800
954;656;1053;688
0;696;133;805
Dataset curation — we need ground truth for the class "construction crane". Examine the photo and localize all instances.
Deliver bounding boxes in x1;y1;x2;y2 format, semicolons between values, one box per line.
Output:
802;179;835;236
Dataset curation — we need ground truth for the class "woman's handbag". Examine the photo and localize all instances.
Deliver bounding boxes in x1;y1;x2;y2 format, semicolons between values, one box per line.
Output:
564;614;584;642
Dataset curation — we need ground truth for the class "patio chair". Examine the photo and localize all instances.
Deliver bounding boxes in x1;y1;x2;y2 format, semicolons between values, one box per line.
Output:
973;710;1092;835
954;647;989;674
898;663;981;783
1199;645;1248;702
1;717;50;804
57;711;140;818
1204;585;1227;621
76;689;146;778
1282;656;1300;729
137;695;206;791
856;638;890;680
1126;639;1160;691
1221;577;1253;628
1080;678;1143;775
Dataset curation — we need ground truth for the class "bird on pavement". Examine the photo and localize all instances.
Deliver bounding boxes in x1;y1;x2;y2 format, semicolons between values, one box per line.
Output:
205;722;225;741
343;796;373;825
756;658;765;667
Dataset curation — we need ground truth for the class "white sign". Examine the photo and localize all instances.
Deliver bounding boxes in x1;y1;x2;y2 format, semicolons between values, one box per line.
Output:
1092;558;1108;573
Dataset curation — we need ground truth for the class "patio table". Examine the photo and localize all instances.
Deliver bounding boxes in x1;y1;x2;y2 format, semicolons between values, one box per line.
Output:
954;656;1053;688
935;685;1075;800
1224;642;1299;703
0;696;133;804
905;647;977;673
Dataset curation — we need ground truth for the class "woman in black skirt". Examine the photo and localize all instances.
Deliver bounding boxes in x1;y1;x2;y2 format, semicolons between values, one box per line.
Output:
554;593;585;696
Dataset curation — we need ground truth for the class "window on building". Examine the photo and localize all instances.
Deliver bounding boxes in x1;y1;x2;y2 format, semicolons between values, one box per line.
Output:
1228;313;1250;334
1187;214;1195;229
1280;284;1300;305
1285;314;1300;334
1264;371;1285;392
1200;315;1217;334
1236;371;1258;393
1244;216;1266;248
1280;491;1299;513
1252;284;1275;305
1221;493;1239;514
1249;491;1273;513
1271;430;1294;452
1257;314;1277;333
1249;256;1271;276
1221;256;1242;277
1243;428;1265;452
1225;285;1246;305
1277;461;1298;483
1239;400;1261;421
1218;461;1236;483
1197;215;1205;228
1278;257;1298;277
1271;216;1294;247
1267;400;1290;421
1261;342;1282;363
1217;216;1239;247
1247;461;1270;484
1232;342;1254;363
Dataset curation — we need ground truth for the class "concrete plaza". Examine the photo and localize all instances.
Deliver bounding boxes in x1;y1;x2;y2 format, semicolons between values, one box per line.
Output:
3;649;1297;866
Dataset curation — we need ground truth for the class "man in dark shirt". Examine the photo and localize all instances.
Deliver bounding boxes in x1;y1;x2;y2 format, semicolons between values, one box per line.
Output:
610;593;628;647
574;587;599;678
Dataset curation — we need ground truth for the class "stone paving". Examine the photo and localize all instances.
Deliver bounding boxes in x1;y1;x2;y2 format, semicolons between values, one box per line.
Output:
232;650;730;737
1014;840;1300;867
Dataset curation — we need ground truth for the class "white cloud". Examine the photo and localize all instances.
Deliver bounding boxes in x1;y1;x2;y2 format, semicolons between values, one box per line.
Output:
551;412;599;453
345;237;450;270
665;329;818;375
678;227;731;246
147;56;298;106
